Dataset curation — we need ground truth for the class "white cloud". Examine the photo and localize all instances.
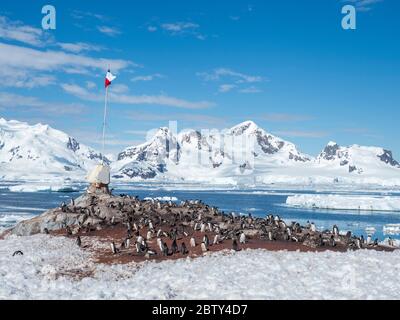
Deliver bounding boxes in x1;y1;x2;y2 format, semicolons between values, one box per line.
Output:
149;21;206;40
61;83;215;109
218;84;237;93
86;81;97;89
97;26;121;37
0;92;86;115
0;15;49;47
198;68;265;94
239;86;262;94
161;22;199;33
0;42;132;88
57;42;103;53
110;84;130;94
274;130;328;138
198;68;263;84
260;113;314;122
344;0;383;12
131;74;164;82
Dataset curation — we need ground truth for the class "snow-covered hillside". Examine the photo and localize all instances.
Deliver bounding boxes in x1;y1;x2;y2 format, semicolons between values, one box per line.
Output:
0;118;108;181
1;234;400;299
1;118;399;187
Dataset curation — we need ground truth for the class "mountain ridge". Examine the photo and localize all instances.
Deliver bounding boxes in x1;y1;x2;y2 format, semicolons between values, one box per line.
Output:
1;118;399;185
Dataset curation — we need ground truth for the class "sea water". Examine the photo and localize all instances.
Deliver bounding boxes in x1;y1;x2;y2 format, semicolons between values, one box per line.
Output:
1;184;400;241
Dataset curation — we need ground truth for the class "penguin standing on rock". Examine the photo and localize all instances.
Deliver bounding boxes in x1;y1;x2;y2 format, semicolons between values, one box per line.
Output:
232;238;239;251
180;242;188;255
239;232;246;244
111;242;118;254
171;239;179;254
162;241;169;256
213;234;220;245
190;237;196;247
203;234;210;248
329;235;336;247
201;242;208;253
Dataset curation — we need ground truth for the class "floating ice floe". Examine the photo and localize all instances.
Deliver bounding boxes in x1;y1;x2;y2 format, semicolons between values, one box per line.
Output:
8;184;80;193
286;194;400;212
143;196;178;202
383;224;400;235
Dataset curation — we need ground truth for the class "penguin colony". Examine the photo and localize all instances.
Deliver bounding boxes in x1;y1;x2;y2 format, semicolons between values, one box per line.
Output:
47;192;393;260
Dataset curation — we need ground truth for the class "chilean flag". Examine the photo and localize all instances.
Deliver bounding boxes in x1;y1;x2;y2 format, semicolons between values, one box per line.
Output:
105;70;116;88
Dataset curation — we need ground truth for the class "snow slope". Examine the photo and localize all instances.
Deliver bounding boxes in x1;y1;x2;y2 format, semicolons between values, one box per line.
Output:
286;194;400;212
0;118;109;181
1;234;400;300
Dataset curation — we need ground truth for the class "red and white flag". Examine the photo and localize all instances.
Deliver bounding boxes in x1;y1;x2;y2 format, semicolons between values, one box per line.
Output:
105;70;116;88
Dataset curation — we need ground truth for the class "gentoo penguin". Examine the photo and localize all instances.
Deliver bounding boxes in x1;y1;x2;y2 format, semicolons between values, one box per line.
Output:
388;237;395;247
310;223;316;233
147;230;152;241
149;221;154;230
203;234;210;248
208;222;212;232
213;234;220;245
66;226;72;236
43;228;49;235
232;238;239;251
355;238;362;249
124;238;130;249
200;223;206;233
367;235;372;245
373;238;379;247
162;242;169;256
111;216;116;225
329;235;336;247
135;242;141;253
201;242;208;253
157;229;162;238
157;238;163;251
111;242;118;254
171;239;179;254
137;235;144;245
268;231;273;241
332;225;339;236
180;242;188;255
76;236;81;247
190;237;196;247
360;235;365;245
239;233;246;244
12;251;23;256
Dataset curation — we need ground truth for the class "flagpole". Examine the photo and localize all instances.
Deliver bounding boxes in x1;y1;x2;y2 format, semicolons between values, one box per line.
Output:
101;85;109;165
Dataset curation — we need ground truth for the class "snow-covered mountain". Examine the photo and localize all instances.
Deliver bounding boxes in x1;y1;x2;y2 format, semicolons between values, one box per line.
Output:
0;118;109;181
316;141;400;174
112;121;400;186
112;121;313;183
1;118;399;186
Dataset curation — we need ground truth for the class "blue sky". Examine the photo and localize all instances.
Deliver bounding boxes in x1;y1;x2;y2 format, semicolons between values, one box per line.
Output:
0;0;399;157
